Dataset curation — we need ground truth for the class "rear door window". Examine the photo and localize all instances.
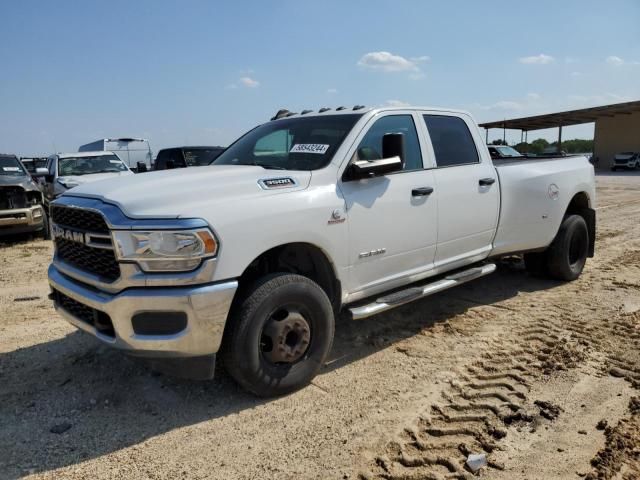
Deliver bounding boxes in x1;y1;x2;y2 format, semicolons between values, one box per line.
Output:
422;115;480;167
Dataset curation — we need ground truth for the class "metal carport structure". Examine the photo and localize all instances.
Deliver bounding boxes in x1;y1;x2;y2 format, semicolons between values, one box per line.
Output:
479;100;640;161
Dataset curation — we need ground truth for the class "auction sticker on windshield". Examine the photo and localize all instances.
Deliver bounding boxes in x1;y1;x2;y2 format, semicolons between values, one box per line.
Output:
2;167;21;172
290;144;329;154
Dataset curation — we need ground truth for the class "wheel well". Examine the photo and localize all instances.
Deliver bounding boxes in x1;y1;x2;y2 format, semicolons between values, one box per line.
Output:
566;191;590;214
565;192;596;257
237;243;341;311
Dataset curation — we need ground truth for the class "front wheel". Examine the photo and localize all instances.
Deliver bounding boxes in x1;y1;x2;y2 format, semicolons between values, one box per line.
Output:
40;210;51;240
546;215;589;281
221;273;335;397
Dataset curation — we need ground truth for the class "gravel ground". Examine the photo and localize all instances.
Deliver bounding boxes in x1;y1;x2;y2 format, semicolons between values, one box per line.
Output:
1;172;640;479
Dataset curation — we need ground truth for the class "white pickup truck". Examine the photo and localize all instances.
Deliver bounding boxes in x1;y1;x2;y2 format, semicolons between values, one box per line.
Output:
47;106;596;396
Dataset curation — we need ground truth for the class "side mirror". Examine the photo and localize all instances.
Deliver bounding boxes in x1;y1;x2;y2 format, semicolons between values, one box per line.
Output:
349;157;403;179
136;162;148;173
32;168;53;182
346;133;405;180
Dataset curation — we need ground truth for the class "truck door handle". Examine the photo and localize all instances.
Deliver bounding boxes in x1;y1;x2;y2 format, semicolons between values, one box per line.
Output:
412;187;434;197
479;177;496;186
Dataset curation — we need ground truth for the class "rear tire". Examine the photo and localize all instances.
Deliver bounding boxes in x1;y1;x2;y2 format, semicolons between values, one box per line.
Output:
546;215;589;281
221;273;335;397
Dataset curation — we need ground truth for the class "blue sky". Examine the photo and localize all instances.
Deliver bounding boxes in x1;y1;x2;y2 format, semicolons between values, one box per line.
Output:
1;0;639;155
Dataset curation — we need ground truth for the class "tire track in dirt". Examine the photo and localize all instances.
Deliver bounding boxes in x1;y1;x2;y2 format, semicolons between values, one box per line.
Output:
361;304;587;480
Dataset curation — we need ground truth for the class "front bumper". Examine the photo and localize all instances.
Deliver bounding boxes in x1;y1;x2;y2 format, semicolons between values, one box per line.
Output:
614;161;637;168
0;205;45;235
48;264;238;358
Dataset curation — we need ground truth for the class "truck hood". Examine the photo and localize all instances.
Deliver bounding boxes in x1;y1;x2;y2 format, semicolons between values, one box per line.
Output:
59;171;134;187
0;174;41;192
63;165;312;218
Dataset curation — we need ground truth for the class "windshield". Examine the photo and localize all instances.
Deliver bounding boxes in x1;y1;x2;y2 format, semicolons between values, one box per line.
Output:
0;156;27;176
495;146;523;157
213;114;362;171
58;154;128;176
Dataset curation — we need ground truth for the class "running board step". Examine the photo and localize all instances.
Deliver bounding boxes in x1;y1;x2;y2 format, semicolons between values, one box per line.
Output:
349;263;497;320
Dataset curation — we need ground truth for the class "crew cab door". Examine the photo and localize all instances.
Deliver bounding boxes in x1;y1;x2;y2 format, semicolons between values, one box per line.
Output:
340;113;438;298
421;113;499;267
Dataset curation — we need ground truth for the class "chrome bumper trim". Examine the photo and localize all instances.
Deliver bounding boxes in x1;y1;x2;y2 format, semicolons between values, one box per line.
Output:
53;256;219;294
48;264;238;357
0;205;44;227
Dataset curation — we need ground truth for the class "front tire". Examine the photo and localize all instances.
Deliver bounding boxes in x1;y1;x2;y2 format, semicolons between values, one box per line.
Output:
546;215;589;281
40;210;51;240
221;273;335;397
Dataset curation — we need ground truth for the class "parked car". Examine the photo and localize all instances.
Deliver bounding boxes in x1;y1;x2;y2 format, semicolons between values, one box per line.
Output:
39;151;134;208
541;147;568;156
487;145;524;159
154;146;225;170
79;138;153;172
47;105;595;396
611;152;640;171
0;154;49;238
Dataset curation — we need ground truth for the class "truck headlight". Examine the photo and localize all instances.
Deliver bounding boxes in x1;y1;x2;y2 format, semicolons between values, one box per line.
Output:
113;229;218;272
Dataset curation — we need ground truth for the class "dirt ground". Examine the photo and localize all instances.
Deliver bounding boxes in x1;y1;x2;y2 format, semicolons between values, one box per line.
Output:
1;172;640;480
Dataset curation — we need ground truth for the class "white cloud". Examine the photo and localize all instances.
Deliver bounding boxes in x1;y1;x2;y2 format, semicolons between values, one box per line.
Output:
526;92;541;100
357;51;421;72
605;55;640;66
518;54;555;65
327;88;338;94
410;55;430;63
385;99;410;107
239;76;260;88
606;56;624;66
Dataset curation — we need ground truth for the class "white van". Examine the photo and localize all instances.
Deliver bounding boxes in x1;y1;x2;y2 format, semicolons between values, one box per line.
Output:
79;138;153;172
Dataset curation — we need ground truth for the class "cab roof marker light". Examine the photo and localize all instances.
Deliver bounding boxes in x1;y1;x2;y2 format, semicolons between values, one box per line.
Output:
318;107;331;113
270;109;290;121
353;105;366;110
336;106;346;111
300;109;313;115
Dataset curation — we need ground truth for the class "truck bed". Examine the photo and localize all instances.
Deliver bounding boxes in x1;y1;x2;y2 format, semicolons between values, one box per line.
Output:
491;155;595;257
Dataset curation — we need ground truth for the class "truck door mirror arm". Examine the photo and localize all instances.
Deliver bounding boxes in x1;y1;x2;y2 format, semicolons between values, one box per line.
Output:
344;132;406;181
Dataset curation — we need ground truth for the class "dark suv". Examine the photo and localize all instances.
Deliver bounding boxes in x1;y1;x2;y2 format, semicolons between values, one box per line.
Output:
154;146;225;170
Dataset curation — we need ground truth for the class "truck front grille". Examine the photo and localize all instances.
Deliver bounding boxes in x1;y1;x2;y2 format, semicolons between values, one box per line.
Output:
53;289;115;337
51;205;110;233
0;186;27;210
51;205;120;282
